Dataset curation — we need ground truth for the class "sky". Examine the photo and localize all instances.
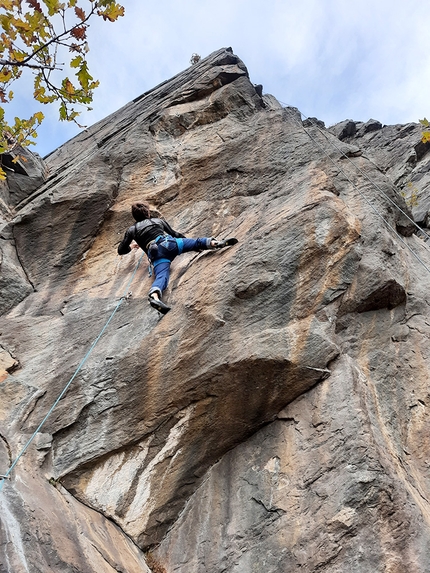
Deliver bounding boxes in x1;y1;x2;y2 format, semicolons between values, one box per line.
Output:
6;0;430;157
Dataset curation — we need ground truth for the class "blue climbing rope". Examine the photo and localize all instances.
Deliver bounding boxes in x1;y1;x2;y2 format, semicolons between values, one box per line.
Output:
0;253;145;492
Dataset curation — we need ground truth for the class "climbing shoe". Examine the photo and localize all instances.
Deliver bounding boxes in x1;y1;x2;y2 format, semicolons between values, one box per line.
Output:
210;237;238;249
148;294;171;314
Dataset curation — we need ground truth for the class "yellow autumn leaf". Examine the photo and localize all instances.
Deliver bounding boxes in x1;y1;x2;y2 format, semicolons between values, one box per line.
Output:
422;131;430;144
10;50;27;62
97;2;125;22
0;0;14;9
64;78;75;94
0;68;13;82
13;18;32;32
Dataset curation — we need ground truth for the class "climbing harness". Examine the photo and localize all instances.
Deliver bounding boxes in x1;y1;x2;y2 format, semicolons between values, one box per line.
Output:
281;103;430;276
147;235;185;277
0;252;145;493
146;236;160;277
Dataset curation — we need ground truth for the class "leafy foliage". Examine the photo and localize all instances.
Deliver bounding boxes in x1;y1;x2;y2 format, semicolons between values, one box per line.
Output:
0;0;124;179
420;118;430;144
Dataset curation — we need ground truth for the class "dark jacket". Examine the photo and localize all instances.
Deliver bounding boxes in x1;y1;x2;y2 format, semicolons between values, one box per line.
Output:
117;218;185;255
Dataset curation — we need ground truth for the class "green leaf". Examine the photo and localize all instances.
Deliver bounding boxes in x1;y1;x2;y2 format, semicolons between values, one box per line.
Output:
59;101;67;120
42;0;61;16
76;59;92;90
70;55;83;68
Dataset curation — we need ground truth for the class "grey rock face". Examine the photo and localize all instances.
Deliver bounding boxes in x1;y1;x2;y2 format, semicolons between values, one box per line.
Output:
329;119;357;140
0;147;49;314
0;147;48;211
1;47;430;573
0;236;34;315
329;118;430;227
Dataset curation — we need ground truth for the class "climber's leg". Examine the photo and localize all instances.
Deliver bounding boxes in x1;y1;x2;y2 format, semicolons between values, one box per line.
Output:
148;261;172;314
178;237;212;253
178;237;238;253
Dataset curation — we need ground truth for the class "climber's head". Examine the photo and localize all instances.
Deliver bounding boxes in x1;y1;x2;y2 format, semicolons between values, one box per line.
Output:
131;202;151;221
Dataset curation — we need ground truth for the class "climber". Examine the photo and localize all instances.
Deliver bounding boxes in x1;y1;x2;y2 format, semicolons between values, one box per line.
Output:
117;202;238;314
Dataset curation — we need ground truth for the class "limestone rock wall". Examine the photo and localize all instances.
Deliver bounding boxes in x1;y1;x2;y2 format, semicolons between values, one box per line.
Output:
1;48;430;573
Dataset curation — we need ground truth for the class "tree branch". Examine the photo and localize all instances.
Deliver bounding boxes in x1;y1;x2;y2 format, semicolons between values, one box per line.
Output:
0;59;56;71
8;6;97;68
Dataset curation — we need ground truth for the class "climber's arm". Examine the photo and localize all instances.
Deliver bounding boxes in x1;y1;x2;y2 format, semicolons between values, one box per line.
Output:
117;227;135;255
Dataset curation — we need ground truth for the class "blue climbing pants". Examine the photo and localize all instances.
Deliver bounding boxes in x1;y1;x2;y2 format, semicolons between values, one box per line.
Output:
148;235;212;295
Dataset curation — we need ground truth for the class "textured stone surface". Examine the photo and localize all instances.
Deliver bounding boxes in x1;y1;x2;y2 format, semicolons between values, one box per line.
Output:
157;354;430;572
0;146;47;314
329;118;430;227
0;146;48;222
1;47;430;572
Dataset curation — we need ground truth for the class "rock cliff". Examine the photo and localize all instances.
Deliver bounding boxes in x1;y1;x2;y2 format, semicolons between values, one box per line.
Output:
328;118;430;228
1;47;430;573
